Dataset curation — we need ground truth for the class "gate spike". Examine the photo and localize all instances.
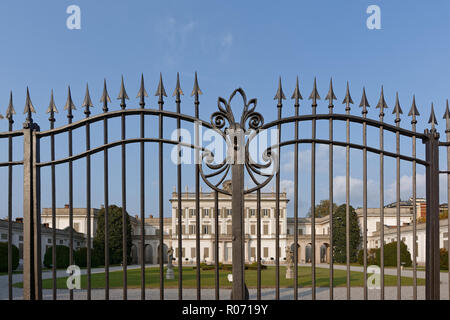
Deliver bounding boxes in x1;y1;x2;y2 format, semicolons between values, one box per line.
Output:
376;86;388;118
172;72;184;97
408;94;420;120
325;78;337;108
428;102;438;128
274;76;286;105
155;72;167;98
392;92;403;124
191;71;202;97
442;99;450;120
308;77;320;106
82;83;94;108
6;91;16;120
359;87;370;116
24;87;36;115
63;86;76;111
46;89;58;114
100;79;111;112
117;75;129;109
137;73;148;107
291;76;303;103
341;81;353;111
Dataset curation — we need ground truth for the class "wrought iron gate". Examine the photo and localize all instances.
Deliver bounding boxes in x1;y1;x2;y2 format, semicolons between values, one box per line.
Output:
0;73;448;300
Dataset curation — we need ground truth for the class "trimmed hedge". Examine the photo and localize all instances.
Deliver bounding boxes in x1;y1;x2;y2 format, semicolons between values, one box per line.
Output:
0;242;20;272
193;262;267;271
74;247;102;268
43;245;70;269
358;241;412;267
441;248;449;271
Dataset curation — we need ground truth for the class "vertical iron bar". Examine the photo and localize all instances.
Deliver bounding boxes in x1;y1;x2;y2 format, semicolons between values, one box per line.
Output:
138;76;146;300
33;131;42;300
193;77;201;300
174;74;183;301
276;106;281;301
214;191;219;300
346;112;350;300
294;102;299;300
158;86;165;301
85;106;92;300
362;105;368;300
257;189;261;300
329;102;334;300
8;116;13;300
102;85;110;300
425;128;440;300
445;102;450;301
411;111;417;300
48;106;57;300
311;107;316;301
67;105;74;301
380;121;385;300
121;99;128;300
394;99;401;300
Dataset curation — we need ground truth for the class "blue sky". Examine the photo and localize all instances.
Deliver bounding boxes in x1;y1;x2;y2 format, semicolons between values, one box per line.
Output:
1;0;450;219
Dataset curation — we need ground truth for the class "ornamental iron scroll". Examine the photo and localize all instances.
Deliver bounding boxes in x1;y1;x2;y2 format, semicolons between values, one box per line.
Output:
199;88;278;195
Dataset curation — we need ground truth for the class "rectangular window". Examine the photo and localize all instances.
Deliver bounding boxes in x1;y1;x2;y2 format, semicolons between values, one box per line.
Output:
250;224;256;235
47;238;52;244
263;247;269;258
182;248;185;258
203;208;210;218
202;225;210;235
0;233;7;240
227;224;232;235
19;243;24;259
189;209;196;217
262;209;270;217
189;225;196;235
249;209;256;217
204;247;209;258
19;236;23;242
251;247;256;259
263;224;269;235
191;247;196;258
226;209;232;217
59;239;63;244
299;229;303;235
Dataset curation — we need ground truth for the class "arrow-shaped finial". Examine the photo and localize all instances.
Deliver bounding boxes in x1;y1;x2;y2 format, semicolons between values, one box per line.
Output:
408;94;420;121
24;87;36;115
325;78;337;108
291;76;303;106
6;91;16;120
63;86;76;114
428;103;438;129
155;72;167;99
46;89;58;115
308;77;320;107
117;75;129;109
341;81;353;112
274;77;286;106
82;83;93;117
376;86;388;118
191;72;202;97
173;72;184;98
392;92;403;124
359;87;370;116
137;73;148;108
100;79;111;112
443;99;450;120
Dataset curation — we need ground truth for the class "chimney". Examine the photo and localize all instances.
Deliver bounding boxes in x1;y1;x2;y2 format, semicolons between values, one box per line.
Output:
64;204;69;209
15;217;23;223
149;214;153;219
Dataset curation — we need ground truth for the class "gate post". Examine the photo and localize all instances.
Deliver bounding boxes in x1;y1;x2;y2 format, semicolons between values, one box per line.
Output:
230;124;246;300
23;115;41;300
424;128;440;300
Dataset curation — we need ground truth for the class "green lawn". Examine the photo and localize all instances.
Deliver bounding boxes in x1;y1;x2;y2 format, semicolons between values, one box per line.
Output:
13;266;425;289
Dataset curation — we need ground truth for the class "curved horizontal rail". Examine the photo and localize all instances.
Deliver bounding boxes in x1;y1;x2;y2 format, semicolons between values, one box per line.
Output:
36;137;211;168
37;108;214;138
0;161;24;167
260;114;428;140
274;138;428;166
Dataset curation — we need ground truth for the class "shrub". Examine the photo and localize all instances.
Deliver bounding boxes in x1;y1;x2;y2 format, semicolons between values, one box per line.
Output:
369;241;412;267
74;247;101;268
0;242;20;272
441;248;449;271
43;245;70;269
357;248;377;266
